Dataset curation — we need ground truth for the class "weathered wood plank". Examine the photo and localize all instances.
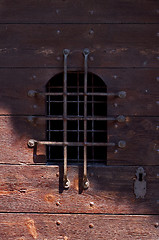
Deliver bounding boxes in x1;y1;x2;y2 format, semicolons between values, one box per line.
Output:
0;0;159;23
0;166;159;214
107;117;159;165
0;214;159;240
0;116;158;165
0;68;158;116
0;24;158;67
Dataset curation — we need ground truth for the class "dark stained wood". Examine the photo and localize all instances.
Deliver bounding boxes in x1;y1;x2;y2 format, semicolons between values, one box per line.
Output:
0;165;159;214
0;68;158;116
0;24;158;67
0;116;158;165
0;0;159;23
0;213;159;240
107;117;159;165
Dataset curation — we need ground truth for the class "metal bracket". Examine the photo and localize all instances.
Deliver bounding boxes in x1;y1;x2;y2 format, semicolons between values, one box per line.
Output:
134;167;146;198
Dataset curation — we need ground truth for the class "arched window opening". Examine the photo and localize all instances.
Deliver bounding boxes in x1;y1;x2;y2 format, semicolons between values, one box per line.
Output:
46;72;107;165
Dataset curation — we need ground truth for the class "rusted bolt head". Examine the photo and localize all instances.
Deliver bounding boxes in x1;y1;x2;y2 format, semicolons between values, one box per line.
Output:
28;90;37;97
56;30;61;34
118;140;126;148
154;222;159;228
89;56;94;61
90;202;94;207
114;103;118;108
56;172;59;177
56;220;61;225
89;10;94;15
56;56;61;61
118;91;126;98
56;201;60;206
89;223;94;228
117;115;126;123
28;139;35;148
27;116;34;123
89;29;94;35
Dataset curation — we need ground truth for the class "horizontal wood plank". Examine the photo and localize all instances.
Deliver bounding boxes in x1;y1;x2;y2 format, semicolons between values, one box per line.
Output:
0;0;159;23
0;213;159;240
0;68;158;116
0;24;158;67
0;166;159;214
0;116;158;165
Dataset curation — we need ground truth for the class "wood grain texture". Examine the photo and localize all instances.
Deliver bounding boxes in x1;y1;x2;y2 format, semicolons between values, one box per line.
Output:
0;213;159;240
0;116;158;165
0;0;159;23
0;24;158;67
0;68;158;116
0;165;159;214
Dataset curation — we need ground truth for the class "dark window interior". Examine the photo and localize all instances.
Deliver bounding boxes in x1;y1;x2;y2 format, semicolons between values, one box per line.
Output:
46;72;107;165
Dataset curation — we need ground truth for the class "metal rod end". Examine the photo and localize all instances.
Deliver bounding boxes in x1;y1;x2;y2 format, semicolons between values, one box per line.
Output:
83;178;89;189
118;140;126;148
28;90;37;97
28;139;35;148
83;48;90;55
63;49;70;55
116;115;126;123
118;91;126;98
63;178;70;189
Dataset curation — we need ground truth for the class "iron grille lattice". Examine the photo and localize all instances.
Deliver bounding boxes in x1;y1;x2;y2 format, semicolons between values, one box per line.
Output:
46;72;107;165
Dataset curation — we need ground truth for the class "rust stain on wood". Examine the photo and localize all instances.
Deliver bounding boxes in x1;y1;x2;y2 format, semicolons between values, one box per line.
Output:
0;190;12;195
26;219;38;239
45;194;55;203
35;47;54;56
73;178;79;191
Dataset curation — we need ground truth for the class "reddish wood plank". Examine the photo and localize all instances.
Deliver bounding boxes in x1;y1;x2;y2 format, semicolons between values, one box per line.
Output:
0;24;158;67
0;116;158;165
0;0;159;23
0;68;158;116
0;166;159;214
0;214;159;240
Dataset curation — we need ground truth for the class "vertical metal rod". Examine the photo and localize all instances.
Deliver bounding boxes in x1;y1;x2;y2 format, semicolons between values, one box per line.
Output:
77;72;80;163
83;48;90;189
92;73;95;162
63;49;70;189
48;81;51;161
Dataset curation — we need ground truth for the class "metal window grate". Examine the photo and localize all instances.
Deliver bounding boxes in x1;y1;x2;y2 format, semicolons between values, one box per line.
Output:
46;72;107;165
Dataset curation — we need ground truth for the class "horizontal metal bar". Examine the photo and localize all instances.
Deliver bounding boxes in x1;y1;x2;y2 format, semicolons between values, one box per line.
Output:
28;90;126;98
46;130;107;132
46;101;106;103
28;115;125;122
28;139;126;148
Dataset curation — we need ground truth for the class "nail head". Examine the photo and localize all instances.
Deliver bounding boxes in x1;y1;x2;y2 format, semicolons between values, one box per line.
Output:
89;223;94;228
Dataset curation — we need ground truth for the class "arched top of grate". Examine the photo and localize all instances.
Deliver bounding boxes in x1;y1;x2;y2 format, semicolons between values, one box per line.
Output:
46;71;107;165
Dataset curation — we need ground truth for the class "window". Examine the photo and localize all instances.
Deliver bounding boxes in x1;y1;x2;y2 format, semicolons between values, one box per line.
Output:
46;72;107;165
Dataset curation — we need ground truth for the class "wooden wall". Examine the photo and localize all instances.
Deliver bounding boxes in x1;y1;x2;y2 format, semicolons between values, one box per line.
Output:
0;1;159;239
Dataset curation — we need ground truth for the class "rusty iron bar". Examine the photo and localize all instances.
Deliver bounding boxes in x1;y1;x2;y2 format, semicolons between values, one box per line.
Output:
63;49;70;189
28;140;115;147
28;90;126;98
28;115;126;122
83;48;90;190
28;139;126;148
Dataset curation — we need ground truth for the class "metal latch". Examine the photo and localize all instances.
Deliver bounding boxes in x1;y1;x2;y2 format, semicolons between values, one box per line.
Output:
134;167;146;198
